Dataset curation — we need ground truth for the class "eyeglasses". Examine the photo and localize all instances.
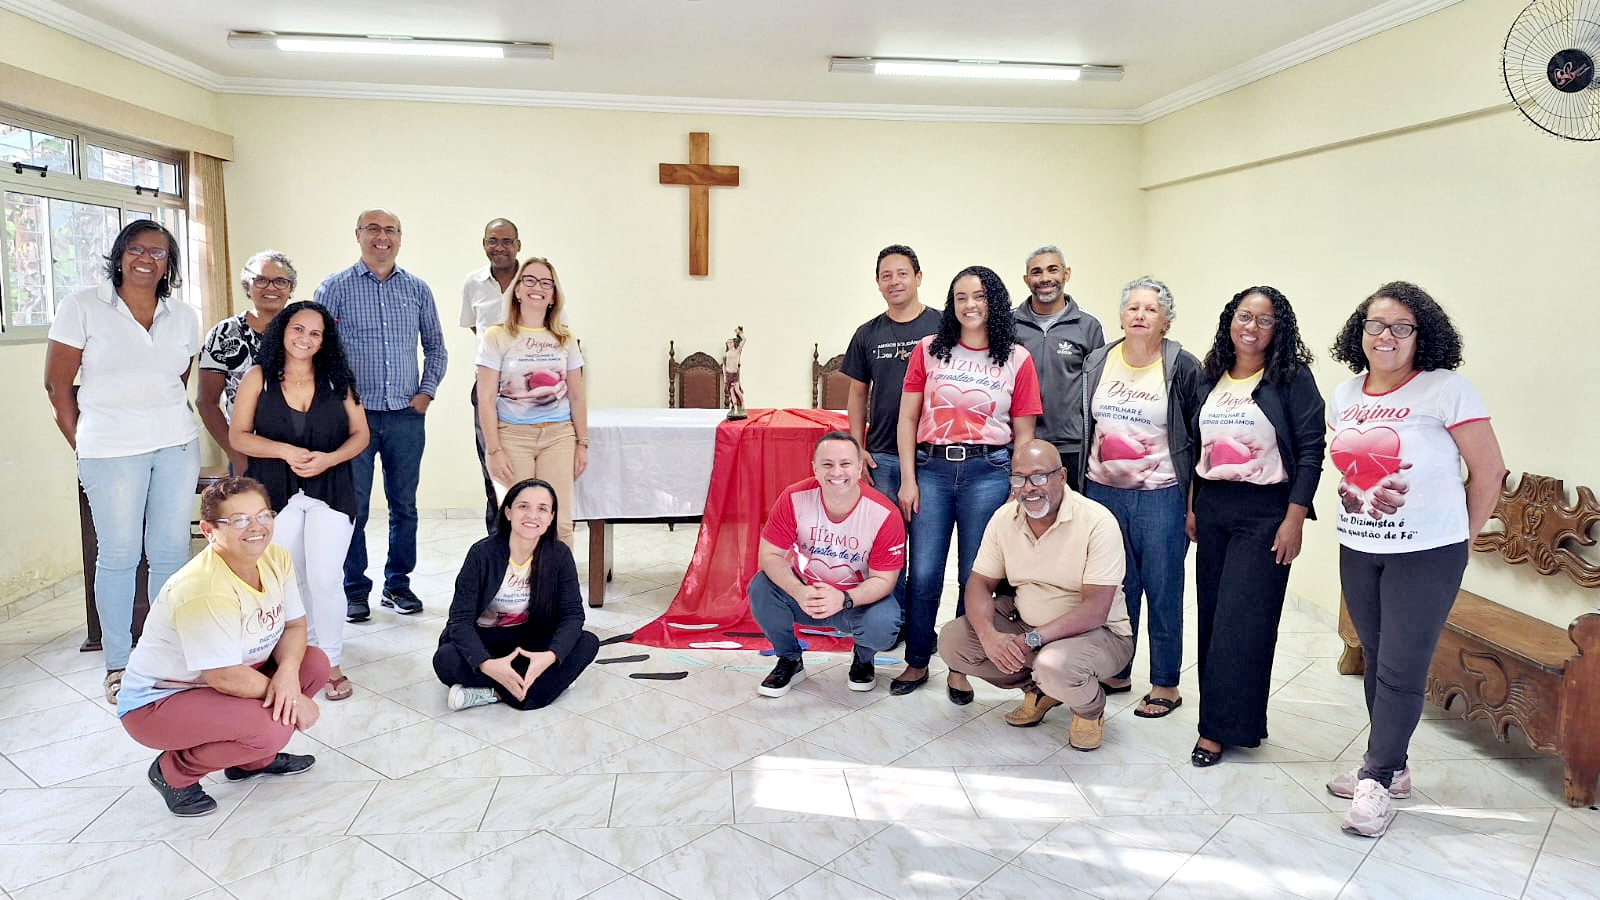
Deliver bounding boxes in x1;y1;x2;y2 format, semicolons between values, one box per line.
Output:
211;510;276;530
1362;320;1416;339
125;245;170;260
1008;468;1062;488
249;276;293;290
483;238;519;248
359;224;401;237
519;276;556;290
1233;310;1276;329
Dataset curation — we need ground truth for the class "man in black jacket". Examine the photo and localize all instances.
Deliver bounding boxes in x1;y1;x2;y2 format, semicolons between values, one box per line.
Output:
1012;244;1104;491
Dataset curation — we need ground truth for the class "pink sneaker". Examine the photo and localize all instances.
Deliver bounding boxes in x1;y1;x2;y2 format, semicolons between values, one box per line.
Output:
1341;778;1396;837
1327;766;1410;799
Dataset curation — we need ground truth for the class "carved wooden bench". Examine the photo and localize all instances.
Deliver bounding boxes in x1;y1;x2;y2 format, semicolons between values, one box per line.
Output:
1336;473;1600;807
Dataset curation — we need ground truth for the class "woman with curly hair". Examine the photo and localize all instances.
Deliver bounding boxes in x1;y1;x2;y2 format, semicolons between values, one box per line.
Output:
230;301;369;700
1186;286;1324;768
1078;277;1203;720
1323;281;1504;837
893;265;1041;699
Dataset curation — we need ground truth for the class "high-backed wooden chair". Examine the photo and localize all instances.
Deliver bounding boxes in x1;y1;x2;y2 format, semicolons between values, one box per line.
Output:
668;341;724;409
812;344;849;410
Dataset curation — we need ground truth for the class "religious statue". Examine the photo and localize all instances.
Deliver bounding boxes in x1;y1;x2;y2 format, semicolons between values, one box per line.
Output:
723;326;747;420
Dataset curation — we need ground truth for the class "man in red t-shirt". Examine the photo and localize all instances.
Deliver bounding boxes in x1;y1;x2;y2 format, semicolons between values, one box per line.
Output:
750;431;906;698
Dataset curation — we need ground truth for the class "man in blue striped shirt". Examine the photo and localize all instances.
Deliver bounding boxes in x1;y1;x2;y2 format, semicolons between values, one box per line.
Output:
314;208;448;622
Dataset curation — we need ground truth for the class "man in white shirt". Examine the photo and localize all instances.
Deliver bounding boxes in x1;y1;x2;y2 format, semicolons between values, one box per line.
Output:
461;218;521;532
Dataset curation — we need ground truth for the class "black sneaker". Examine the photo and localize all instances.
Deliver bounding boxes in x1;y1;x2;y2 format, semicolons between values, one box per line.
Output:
148;755;217;817
848;658;877;692
757;657;806;698
224;752;316;782
381;586;424;614
347;596;371;623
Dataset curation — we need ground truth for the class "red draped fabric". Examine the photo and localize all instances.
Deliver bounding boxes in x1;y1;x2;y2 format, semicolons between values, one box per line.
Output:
630;408;856;652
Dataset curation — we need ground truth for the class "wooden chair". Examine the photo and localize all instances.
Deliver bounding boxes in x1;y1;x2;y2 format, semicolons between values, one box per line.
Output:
812;344;849;410
667;341;724;409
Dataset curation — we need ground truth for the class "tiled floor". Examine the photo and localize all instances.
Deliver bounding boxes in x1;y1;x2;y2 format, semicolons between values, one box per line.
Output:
0;518;1595;900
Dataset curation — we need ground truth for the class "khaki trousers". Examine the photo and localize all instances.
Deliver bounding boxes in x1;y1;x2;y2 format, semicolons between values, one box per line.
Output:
495;420;577;550
938;596;1134;718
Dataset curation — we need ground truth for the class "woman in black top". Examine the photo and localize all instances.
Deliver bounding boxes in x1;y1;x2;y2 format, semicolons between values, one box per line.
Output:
1186;286;1324;766
230;301;369;701
434;478;599;711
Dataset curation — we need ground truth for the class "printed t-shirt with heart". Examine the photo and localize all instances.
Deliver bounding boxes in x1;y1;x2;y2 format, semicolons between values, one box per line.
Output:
902;337;1043;446
478;556;532;628
761;477;906;591
1086;346;1176;490
1195;370;1287;485
1327;369;1489;553
476;325;584;425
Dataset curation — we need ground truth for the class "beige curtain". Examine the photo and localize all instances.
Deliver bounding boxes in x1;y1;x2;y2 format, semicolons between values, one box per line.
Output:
187;152;232;326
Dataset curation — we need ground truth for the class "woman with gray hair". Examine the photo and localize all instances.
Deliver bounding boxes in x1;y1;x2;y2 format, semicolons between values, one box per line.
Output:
198;250;297;473
1078;276;1202;719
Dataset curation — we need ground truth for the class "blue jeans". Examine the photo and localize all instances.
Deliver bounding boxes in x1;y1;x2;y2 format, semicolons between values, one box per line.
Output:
904;447;1013;669
867;452;908;614
748;572;902;663
345;408;425;599
1084;481;1189;687
77;439;201;670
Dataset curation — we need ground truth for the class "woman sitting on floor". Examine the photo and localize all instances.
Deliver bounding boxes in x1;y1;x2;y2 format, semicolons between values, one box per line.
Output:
118;476;329;817
434;477;600;711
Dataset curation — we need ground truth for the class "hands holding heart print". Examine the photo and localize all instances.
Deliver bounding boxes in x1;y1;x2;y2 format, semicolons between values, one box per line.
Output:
1331;427;1412;520
1200;431;1267;481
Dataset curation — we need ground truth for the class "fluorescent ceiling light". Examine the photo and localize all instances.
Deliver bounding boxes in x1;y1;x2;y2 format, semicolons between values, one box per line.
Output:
227;31;553;60
829;57;1122;82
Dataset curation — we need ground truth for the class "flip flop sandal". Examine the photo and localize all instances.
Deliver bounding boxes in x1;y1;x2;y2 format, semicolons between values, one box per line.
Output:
596;654;650;665
324;675;354;701
630;671;689;680
597;632;636;647
1132;694;1183;718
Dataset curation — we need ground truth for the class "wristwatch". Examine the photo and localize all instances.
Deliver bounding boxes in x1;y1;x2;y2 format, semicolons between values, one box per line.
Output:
841;591;855;610
1023;629;1043;651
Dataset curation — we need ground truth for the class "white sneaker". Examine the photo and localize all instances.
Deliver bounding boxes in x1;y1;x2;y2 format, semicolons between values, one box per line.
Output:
1342;778;1396;837
447;685;500;711
1327;766;1411;799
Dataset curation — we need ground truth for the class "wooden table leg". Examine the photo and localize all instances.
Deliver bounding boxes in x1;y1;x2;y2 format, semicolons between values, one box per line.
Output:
588;520;608;607
1337;593;1364;676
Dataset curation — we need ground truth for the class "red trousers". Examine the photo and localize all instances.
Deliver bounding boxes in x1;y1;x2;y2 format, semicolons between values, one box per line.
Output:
121;647;330;788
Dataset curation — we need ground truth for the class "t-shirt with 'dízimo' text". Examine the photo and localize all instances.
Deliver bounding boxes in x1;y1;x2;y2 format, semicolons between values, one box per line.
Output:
1327;369;1489;553
902;337;1042;447
1087;346;1176;490
761;478;906;591
476;325;584;425
1196;370;1287;485
478;557;532;628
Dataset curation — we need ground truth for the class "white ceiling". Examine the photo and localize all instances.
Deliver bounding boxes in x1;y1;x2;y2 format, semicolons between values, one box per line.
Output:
14;0;1459;122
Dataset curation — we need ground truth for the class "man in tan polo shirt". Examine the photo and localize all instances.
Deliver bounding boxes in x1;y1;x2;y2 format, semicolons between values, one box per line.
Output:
938;440;1134;750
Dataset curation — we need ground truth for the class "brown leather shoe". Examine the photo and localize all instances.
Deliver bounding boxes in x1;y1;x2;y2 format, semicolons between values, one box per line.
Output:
1004;690;1062;727
1069;713;1105;751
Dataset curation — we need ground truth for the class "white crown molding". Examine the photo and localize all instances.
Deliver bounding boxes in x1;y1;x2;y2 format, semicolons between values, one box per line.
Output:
3;0;1459;126
1132;0;1463;123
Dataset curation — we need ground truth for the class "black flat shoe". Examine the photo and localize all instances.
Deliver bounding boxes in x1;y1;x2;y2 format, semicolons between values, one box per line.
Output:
1190;742;1224;767
889;672;929;696
947;681;975;706
1100;680;1133;695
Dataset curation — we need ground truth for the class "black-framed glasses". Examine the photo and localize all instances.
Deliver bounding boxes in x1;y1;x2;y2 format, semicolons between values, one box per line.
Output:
519;276;556;290
126;245;170;260
1234;310;1276;329
1009;468;1062;488
359;224;401;237
483;238;519;248
249;276;292;290
212;510;276;530
1362;319;1416;339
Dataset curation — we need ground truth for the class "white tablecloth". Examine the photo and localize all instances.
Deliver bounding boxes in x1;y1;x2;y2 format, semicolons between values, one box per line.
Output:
571;408;726;520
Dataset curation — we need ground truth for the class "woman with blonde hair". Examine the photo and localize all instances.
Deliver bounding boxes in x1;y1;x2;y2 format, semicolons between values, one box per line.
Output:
476;257;589;549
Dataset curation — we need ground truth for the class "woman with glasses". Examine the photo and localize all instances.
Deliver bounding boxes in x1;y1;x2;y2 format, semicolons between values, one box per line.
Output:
44;220;201;704
118;476;329;817
1187;287;1324;768
894;265;1041;700
230;301;368;700
476;257;588;550
198;251;296;473
1324;282;1505;837
1078;277;1203;719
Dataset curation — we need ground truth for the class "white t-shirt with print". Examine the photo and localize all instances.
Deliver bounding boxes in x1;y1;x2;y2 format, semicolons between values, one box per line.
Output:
1196;370;1288;485
478;557;532;628
902;337;1043;446
1327;369;1490;553
476;325;585;425
1087;346;1176;490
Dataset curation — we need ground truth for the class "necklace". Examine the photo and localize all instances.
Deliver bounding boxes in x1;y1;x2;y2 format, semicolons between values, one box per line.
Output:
885;308;923;361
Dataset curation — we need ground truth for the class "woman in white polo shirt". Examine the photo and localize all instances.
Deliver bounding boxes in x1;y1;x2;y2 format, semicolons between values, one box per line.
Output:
44;220;201;704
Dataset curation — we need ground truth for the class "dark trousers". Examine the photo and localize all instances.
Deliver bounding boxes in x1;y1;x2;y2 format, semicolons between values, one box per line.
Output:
345;408;426;600
1084;481;1189;687
1195;480;1292;747
433;625;600;710
1055;446;1082;494
1340;540;1467;787
470;383;498;534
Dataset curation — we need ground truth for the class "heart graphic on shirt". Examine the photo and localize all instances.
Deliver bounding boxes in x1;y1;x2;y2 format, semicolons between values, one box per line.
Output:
527;370;562;389
1209;437;1255;468
802;558;860;588
927;385;995;443
1099;432;1147;461
1330;426;1403;491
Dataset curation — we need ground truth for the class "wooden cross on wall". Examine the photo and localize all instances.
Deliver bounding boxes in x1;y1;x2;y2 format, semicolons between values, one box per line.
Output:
659;132;740;276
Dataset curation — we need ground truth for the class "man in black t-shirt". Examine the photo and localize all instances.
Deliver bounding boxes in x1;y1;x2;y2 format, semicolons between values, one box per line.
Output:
841;245;942;617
